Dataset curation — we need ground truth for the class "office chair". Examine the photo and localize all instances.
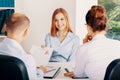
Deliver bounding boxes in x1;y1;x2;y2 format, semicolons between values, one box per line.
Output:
104;59;120;80
0;55;29;80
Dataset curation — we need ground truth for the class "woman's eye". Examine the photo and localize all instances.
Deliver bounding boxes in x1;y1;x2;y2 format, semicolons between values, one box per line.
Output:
61;18;64;20
55;19;58;22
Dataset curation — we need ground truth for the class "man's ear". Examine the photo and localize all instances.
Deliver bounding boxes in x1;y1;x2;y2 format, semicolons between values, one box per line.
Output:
23;27;29;37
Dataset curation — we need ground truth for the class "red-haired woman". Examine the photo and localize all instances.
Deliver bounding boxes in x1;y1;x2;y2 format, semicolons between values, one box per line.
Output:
45;8;80;62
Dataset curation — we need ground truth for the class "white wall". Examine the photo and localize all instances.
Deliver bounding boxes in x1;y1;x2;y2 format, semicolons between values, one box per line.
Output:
15;0;75;51
76;0;97;44
15;0;97;51
15;0;24;12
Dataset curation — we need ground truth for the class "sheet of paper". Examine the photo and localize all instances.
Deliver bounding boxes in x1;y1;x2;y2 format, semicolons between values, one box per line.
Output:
30;45;53;66
44;66;61;79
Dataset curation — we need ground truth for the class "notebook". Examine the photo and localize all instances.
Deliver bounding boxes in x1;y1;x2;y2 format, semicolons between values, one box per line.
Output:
30;45;53;66
44;66;61;79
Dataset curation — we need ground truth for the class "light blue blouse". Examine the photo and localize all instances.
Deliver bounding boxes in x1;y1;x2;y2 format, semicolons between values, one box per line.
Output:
45;32;80;62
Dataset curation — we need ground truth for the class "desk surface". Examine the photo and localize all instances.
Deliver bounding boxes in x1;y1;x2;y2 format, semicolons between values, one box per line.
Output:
44;62;89;80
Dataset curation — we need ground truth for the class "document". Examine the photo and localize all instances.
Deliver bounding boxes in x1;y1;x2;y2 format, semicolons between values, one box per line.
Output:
44;66;61;79
30;45;53;66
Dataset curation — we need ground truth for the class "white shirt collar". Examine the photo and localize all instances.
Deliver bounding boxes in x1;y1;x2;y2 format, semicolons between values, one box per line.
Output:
3;38;24;54
92;34;106;41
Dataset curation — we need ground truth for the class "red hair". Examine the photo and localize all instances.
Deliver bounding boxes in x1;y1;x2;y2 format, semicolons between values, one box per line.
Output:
51;8;73;36
86;5;107;32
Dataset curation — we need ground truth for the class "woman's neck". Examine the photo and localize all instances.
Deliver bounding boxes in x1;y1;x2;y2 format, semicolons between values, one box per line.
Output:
92;30;106;37
58;30;68;42
58;29;67;36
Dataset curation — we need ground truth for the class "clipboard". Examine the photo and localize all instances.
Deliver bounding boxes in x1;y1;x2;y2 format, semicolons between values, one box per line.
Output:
44;66;61;79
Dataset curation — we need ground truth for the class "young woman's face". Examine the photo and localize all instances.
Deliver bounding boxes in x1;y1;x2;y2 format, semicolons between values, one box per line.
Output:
55;13;66;31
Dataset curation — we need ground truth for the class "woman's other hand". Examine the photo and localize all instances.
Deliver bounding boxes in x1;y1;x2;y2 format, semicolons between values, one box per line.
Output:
64;71;75;78
41;45;46;48
83;34;92;44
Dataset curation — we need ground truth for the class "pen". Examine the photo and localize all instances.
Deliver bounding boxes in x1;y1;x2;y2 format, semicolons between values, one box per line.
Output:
46;68;56;73
46;66;54;68
64;68;88;79
64;68;69;73
64;68;75;79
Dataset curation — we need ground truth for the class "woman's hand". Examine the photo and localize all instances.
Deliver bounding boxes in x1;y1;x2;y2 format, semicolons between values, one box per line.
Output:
41;45;46;48
83;33;92;44
64;71;75;78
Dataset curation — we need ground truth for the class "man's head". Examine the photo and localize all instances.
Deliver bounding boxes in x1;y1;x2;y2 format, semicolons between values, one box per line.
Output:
5;13;30;43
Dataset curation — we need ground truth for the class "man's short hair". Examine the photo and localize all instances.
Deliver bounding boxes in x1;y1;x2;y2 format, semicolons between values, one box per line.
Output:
5;13;30;33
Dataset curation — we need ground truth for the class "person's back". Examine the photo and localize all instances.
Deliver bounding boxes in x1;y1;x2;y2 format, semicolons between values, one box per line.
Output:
75;5;120;80
82;34;120;80
0;38;39;80
64;5;120;80
0;13;44;80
